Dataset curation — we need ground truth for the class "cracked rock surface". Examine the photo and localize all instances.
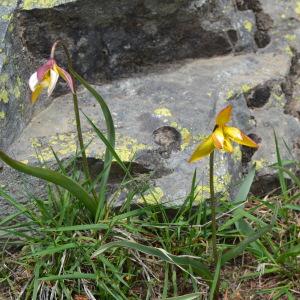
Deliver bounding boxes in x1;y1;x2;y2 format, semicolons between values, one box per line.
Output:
1;0;300;216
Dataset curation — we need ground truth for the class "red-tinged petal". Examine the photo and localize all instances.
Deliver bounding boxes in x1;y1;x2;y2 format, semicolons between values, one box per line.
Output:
223;138;233;153
188;135;215;163
31;84;44;103
36;59;55;81
212;126;224;149
55;64;75;94
224;126;242;140
47;69;59;96
215;105;232;126
29;72;39;92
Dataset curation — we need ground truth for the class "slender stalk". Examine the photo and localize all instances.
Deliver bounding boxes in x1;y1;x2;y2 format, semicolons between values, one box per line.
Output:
51;41;97;201
209;151;219;298
209;151;218;262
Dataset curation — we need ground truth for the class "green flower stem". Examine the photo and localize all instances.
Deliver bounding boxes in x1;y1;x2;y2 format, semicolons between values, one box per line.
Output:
209;151;218;262
209;151;219;298
51;40;97;202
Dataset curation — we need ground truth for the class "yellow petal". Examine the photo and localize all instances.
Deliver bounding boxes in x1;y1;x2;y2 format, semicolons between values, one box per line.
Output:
188;135;215;163
215;105;232;126
212;126;224;149
31;84;44;103
224;126;242;140
230;131;259;148
223;138;233;153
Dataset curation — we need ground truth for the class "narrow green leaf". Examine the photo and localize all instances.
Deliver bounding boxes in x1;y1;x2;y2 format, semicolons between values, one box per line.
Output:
165;293;202;300
0;150;96;216
92;240;212;280
70;69;115;222
233;167;256;203
209;253;222;300
41;223;109;232
32;261;42;300
221;205;278;265
273;130;288;199
277;243;300;263
39;273;97;281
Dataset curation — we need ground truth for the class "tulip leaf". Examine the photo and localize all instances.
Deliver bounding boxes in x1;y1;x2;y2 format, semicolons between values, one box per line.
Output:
0;150;96;216
70;68;115;222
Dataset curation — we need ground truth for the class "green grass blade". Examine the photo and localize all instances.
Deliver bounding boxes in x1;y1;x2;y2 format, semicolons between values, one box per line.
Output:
70;68;115;222
276;243;300;263
0;150;96;216
39;273;97;281
165;293;202;300
273;130;288;199
41;223;109;232
92;240;212;281
209;253;222;300
82;111;127;172
233;167;255;203
221;205;278;265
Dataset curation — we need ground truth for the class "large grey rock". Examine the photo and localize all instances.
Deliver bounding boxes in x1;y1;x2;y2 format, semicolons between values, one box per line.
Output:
0;0;264;150
1;0;300;216
2;49;296;213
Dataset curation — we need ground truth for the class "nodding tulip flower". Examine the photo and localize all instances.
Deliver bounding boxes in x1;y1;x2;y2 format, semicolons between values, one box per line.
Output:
189;105;258;163
29;59;74;103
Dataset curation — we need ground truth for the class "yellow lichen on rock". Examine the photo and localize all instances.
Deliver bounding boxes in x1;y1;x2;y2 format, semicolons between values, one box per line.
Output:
243;20;253;32
22;0;73;9
154;107;172;117
241;84;251;93
295;1;300;15
137;187;164;204
115;136;148;161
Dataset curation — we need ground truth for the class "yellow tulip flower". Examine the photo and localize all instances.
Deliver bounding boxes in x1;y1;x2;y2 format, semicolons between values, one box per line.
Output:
189;105;258;163
29;58;74;103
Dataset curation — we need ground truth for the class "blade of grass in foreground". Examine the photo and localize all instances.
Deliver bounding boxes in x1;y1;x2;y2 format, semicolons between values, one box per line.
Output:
70;68;115;222
221;204;278;265
92;240;212;281
209;253;222;300
0;150;96;216
273;130;288;200
165;293;202;300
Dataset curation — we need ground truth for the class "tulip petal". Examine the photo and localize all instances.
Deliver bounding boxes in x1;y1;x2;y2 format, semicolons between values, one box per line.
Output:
55;64;75;94
223;138;233;153
29;72;39;92
47;69;59;97
215;105;232;126
188;135;215;163
31;84;44;103
37;59;55;81
212;126;224;149
230;131;259;148
224;126;242;140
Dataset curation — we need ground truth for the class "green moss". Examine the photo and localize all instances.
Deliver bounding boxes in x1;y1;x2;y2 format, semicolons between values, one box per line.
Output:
0;73;8;84
0;111;5;119
13;85;21;98
0;89;8;103
1;14;11;21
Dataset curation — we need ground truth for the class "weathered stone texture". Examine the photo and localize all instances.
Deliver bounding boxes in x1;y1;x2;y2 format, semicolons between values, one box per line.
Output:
1;0;300;216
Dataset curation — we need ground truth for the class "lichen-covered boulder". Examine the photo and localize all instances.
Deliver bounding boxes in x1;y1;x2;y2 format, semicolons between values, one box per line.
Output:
1;0;300;217
0;0;263;150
